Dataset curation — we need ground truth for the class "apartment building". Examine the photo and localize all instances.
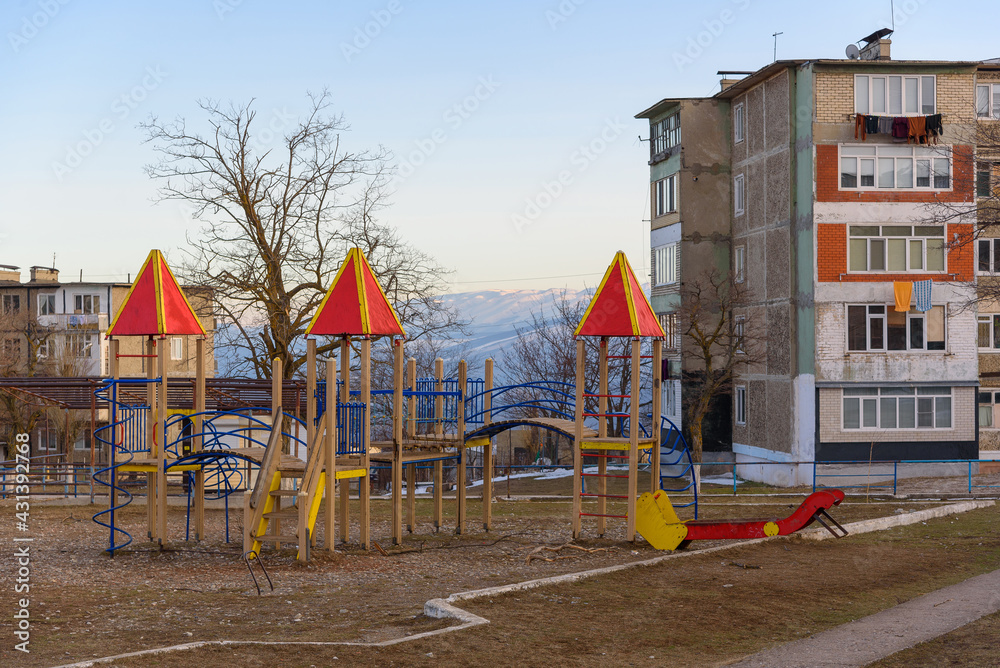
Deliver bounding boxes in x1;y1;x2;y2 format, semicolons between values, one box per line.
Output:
0;264;215;460
639;31;989;484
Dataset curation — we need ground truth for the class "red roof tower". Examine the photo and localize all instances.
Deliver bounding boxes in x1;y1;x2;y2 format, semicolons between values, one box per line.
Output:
106;250;205;337
574;251;664;338
305;248;406;338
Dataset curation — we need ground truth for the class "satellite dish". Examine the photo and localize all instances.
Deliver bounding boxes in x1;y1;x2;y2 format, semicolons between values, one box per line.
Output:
846;44;861;60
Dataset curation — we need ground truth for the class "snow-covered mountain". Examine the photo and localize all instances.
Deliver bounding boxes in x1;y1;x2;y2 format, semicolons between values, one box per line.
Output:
427;288;593;369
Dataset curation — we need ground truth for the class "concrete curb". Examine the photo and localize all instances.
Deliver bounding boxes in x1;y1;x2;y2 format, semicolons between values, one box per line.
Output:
54;500;995;667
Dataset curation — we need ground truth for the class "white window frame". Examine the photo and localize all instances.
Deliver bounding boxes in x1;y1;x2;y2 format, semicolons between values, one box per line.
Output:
654;174;677;217
650;112;681;158
734;245;745;283
68;333;94;358
978;314;1000;351
843;386;951;430
734;174;745;216
847;304;946;352
74;294;101;315
170;337;183;361
979;390;1000;428
733;102;745;144
36;338;51;360
652;243;678;286
976;83;1000;120
979;239;1000;274
855;74;936;116
847;225;946;274
734;385;747;425
38;294;56;316
734;315;746;354
840;145;952;192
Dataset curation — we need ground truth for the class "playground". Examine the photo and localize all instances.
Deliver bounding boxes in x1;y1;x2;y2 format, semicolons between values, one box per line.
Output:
1;496;998;667
4;248;1000;665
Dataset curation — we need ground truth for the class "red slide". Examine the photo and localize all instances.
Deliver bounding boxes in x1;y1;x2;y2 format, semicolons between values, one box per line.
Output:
682;489;848;541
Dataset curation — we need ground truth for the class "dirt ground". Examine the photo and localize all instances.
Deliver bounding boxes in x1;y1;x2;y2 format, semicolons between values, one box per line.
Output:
2;490;993;667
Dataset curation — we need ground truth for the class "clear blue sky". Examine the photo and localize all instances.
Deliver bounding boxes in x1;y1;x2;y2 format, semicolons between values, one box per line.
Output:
1;0;996;291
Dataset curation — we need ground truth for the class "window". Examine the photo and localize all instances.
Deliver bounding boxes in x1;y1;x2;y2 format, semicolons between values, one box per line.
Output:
3;294;20;314
734;315;746;354
976;83;1000;120
843;386;951;430
37;338;51;360
734;245;745;283
660;312;679;351
74;294;100;314
734;174;745;216
855;74;936;115
979;239;1000;274
840;145;951;191
978;315;1000;350
654;175;677;216
847;305;945;351
734;103;745;144
979;391;1000;428
38;294;56;315
652;243;678;286
735;385;747;425
848;225;945;273
650;112;681;160
170;337;183;361
36;425;59;452
68;333;94;358
2;337;21;363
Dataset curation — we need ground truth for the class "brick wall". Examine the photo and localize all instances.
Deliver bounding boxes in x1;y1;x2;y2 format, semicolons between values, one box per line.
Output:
816;71;976;125
818;386;976;443
816;222;974;282
816;144;974;203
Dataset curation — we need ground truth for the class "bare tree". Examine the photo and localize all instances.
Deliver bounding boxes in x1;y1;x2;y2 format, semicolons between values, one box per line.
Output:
141;92;465;380
679;270;764;471
502;291;653;457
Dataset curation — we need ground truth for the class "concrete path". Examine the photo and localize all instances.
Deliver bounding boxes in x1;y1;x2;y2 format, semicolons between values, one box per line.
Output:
724;568;1000;667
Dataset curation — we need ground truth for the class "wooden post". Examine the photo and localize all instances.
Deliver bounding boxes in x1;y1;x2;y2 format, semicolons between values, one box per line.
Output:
325;356;337;551
145;337;156;541
306;339;317;458
392;338;404;545
194;336;206;541
156;338;168;545
456;359;467;535
627;338;640;542
339;337;350;545
482;358;493;531
652;339;663;494
572;339;585;539
360;337;371;550
598;338;608;537
271;356;282;547
433;358;443;531
109;338;119;543
406;358;416;439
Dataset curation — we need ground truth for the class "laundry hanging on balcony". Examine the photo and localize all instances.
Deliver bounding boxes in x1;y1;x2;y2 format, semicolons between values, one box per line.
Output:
914;279;933;312
893;281;913;312
854;113;943;144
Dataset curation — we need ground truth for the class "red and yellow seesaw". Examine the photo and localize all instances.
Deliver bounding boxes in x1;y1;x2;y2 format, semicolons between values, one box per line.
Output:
636;488;849;551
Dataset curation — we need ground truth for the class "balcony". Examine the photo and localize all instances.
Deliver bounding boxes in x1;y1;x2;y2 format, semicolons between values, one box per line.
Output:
36;313;109;331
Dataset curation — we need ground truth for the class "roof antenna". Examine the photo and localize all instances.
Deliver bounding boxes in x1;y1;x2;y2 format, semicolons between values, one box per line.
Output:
891;0;895;32
772;31;783;62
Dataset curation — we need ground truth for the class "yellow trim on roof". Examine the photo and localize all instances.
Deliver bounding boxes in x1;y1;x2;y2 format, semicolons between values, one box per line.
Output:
160;253;206;336
353;249;370;334
619;253;640;335
304;248;356;337
573;251;621;337
107;250;157;337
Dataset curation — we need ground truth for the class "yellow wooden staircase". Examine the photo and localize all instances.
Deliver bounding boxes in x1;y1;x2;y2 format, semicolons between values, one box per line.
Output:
244;409;327;562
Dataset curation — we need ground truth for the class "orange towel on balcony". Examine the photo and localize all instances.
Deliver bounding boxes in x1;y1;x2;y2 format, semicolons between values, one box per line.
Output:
894;281;912;312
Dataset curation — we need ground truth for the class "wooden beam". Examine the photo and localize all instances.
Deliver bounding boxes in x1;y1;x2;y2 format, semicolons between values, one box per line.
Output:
627;338;640;542
156;338;168;545
433;357;443;531
392;338;404;545
360;337;371;550
339;337;350;545
572;339;584;539
325;356;337;551
598;337;608;537
456;359;467;535
271;356;282;548
194;336;205;541
483;358;493;531
652;339;662;494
